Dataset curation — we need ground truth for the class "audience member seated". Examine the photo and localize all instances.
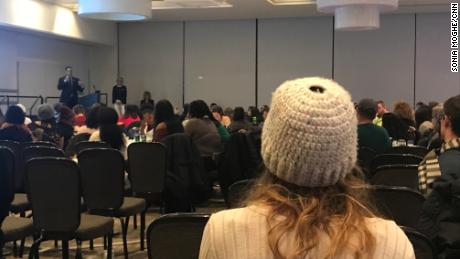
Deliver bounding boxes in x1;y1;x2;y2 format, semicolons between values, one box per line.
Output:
73;104;86;128
357;98;391;154
90;107;128;157
418;95;460;196
418;97;460;258
152;100;184;142
0;108;5;126
16;104;32;126
211;105;231;128
140;91;154;108
422;104;443;150
0;105;33;142
184;100;222;157
118;104;141;128
415;104;432;131
248;106;262;125
31;104;63;148
199;77;414;259
140;107;155;135
373;100;389;126
57;106;75;149
228;107;251;134
66;105;100;157
417;121;434;147
223;107;233;121
180;103;190;123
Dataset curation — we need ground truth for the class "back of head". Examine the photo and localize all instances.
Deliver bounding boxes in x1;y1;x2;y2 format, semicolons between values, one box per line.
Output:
233;107;245;121
154;99;174;124
124;105;139;118
37;104;55;123
98;107;124;150
59;106;75;126
246;77;375;259
415;105;432;129
393;101;414;121
86;106;101;129
72;105;86;116
5;105;25;125
443;95;460;137
189;100;212;119
211;105;223;116
357;98;377;121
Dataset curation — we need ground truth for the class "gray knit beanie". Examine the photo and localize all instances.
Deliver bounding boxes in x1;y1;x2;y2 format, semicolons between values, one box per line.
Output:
261;77;357;187
37;104;55;121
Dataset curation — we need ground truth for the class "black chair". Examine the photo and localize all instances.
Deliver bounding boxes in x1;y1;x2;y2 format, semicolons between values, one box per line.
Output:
401;226;436;259
147;213;210;259
23;146;65;162
370;186;425;228
370;154;422;173
127;142;167;248
226;179;255;209
0;140;23;192
0;147;33;258
78;148;146;259
21;141;57;149
358;147;377;178
75;141;110;155
26;158;114;259
371;164;419;190
385;146;429;158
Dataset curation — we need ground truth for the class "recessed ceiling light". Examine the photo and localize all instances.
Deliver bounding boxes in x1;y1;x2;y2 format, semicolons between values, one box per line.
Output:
267;0;316;6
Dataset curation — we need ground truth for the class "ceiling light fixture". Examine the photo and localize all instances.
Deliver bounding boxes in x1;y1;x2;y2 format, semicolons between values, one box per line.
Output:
78;0;152;21
317;0;399;31
267;0;316;5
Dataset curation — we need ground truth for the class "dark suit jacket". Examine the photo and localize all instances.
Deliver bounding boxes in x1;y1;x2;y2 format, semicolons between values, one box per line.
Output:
58;76;84;107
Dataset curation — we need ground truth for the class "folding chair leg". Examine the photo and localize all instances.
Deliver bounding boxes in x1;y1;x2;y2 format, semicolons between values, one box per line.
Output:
133;214;137;229
29;234;43;259
103;236;107;250
75;240;82;259
13;241;18;257
140;211;146;250
106;233;113;259
120;217;130;259
62;240;69;259
89;239;94;250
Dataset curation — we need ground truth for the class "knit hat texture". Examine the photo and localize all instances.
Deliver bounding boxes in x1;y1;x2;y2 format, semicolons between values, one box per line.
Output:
37;104;55;121
261;77;357;187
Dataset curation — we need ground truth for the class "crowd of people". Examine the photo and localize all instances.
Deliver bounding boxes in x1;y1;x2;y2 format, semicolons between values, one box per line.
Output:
1;76;460;258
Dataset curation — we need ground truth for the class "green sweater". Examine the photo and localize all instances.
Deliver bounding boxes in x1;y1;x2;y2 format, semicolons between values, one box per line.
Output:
358;123;391;153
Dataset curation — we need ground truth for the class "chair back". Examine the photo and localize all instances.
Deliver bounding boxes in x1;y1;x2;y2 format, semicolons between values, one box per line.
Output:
226;179;255;208
358;147;377;178
0;140;23;192
401;226;436;259
23;146;65;162
147;213;210;259
370;154;422;173
75;141;111;155
78;148;124;212
370;186;425;228
371;164;419;190
0;147;15;206
22;141;57;149
385;146;429;158
128;142;167;195
26;158;80;236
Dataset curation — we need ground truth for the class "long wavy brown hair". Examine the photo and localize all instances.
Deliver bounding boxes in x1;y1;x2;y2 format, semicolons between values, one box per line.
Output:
242;167;378;259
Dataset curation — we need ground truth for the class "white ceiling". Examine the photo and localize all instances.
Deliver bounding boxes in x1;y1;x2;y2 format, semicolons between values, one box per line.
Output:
41;0;452;21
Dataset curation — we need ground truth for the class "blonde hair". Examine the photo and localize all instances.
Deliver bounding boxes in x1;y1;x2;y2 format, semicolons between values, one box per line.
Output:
393;101;414;121
243;168;377;259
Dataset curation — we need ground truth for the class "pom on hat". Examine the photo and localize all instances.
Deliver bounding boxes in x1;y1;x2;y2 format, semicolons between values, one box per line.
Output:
261;77;357;187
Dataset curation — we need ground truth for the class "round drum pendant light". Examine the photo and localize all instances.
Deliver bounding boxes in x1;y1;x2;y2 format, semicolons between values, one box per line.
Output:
317;0;398;31
78;0;152;21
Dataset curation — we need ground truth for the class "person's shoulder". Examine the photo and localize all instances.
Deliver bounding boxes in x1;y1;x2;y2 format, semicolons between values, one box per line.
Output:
365;217;414;256
208;206;268;228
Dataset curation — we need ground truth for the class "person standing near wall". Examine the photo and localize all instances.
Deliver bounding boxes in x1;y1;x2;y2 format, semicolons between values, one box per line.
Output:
112;77;127;117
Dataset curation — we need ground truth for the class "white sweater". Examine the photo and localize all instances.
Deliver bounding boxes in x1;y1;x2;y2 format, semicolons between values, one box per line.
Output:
199;205;415;259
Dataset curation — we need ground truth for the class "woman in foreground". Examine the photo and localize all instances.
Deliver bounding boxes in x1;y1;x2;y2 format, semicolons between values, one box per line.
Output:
199;77;414;259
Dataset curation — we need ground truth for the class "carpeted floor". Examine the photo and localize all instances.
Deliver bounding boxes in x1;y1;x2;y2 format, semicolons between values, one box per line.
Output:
4;203;225;259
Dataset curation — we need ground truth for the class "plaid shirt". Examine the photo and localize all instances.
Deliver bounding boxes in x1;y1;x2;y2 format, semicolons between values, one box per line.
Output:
418;138;460;195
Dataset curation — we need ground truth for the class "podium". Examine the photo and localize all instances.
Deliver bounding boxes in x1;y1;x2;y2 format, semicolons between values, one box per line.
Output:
78;91;100;108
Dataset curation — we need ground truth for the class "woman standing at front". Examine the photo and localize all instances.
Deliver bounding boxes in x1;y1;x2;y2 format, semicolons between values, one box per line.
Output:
199;77;414;259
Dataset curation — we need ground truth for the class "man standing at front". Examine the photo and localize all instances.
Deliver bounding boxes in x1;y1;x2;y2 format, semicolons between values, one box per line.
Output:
58;66;84;108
